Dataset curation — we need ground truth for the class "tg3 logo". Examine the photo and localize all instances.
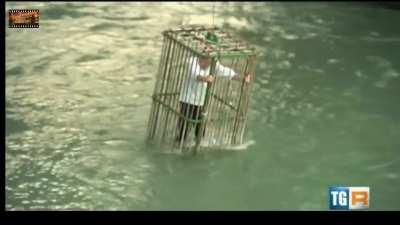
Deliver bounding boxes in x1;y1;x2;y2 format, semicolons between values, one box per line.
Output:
329;186;369;210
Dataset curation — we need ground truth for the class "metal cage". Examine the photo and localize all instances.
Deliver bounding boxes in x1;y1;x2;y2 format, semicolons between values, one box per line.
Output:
146;24;257;153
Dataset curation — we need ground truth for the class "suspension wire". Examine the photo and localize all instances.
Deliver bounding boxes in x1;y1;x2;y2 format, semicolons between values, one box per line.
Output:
212;1;215;26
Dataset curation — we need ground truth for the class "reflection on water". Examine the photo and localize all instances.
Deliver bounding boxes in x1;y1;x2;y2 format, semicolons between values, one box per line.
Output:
6;2;400;210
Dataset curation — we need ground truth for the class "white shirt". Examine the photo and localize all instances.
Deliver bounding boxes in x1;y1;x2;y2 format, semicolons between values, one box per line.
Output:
179;56;237;106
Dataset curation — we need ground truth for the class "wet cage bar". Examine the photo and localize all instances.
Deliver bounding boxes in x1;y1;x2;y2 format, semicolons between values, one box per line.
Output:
146;24;257;153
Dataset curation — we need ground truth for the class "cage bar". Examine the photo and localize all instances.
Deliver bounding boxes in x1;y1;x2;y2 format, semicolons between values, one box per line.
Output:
146;25;257;153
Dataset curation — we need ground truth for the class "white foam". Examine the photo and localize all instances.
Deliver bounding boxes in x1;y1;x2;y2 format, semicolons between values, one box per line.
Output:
327;58;339;64
383;69;399;78
156;139;256;154
355;70;364;78
282;34;299;40
366;159;399;171
362;37;400;43
303;33;317;39
225;140;255;151
104;140;127;146
385;173;398;179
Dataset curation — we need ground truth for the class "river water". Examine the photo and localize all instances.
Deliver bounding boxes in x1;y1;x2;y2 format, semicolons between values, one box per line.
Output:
5;2;400;210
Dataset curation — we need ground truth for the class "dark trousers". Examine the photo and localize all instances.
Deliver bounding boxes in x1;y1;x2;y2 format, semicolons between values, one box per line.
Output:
176;102;205;142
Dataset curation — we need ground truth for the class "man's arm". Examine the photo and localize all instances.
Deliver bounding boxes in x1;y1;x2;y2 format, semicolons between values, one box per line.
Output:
197;73;250;83
215;61;251;83
232;73;251;83
215;61;236;78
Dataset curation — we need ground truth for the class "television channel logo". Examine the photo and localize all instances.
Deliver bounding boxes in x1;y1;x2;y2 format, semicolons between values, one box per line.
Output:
329;186;369;210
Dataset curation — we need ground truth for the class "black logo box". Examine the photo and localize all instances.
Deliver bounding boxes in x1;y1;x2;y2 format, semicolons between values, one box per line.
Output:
8;9;40;28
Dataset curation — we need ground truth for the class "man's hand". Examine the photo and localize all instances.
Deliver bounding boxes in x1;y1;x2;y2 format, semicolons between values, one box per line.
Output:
205;75;215;83
197;75;215;83
232;73;251;83
244;73;251;83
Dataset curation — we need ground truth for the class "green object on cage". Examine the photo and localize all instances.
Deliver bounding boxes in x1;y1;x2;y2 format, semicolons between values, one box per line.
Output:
205;31;219;45
146;25;258;154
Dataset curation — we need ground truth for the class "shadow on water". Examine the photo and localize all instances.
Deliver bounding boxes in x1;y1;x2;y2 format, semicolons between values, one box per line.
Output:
6;118;30;136
369;2;400;11
6;66;25;76
39;3;93;20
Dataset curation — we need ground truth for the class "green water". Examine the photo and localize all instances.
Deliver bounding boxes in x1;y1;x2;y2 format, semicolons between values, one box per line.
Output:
5;2;400;210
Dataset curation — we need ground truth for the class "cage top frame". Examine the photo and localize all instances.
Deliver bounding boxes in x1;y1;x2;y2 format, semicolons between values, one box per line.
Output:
162;24;257;59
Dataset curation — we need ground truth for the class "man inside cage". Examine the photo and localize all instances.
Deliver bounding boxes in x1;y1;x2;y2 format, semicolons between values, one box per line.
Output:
176;41;251;146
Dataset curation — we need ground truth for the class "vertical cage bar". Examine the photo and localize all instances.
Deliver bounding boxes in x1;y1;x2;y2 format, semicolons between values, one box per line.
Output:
220;57;238;146
239;55;257;144
161;39;185;142
189;54;204;153
170;40;192;147
202;56;219;147
195;56;216;152
167;49;184;145
232;57;250;144
171;40;190;146
179;48;199;151
148;36;173;140
210;57;233;147
221;58;240;145
146;36;168;141
154;34;179;143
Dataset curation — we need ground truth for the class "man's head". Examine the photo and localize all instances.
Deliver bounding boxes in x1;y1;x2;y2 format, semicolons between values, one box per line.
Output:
197;32;218;69
198;56;211;69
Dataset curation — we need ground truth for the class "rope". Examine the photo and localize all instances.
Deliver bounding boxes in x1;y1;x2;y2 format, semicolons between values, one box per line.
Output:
212;2;215;26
